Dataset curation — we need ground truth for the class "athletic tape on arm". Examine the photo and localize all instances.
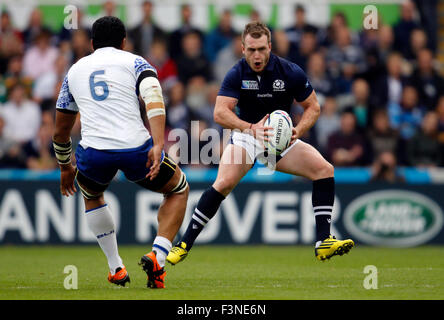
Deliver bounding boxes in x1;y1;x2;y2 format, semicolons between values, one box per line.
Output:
139;77;165;119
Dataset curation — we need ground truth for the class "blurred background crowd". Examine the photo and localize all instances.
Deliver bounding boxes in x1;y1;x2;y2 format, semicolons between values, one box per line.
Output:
0;0;442;182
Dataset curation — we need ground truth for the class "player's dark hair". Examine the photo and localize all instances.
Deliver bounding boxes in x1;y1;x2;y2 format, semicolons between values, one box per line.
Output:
91;16;126;50
242;21;271;44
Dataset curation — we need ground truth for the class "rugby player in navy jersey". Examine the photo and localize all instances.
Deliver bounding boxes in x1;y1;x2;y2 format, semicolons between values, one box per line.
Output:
167;21;354;265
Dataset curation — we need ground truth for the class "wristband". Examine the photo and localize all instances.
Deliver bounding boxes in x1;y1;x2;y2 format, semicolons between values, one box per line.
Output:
53;139;72;165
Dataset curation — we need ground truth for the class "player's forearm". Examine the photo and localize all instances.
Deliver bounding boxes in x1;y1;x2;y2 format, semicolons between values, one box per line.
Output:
214;105;250;131
294;103;320;137
147;104;165;147
53;111;77;168
53;111;76;143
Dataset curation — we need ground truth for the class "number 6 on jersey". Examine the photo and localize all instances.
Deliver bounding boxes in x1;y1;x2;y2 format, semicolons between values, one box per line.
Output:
89;70;109;101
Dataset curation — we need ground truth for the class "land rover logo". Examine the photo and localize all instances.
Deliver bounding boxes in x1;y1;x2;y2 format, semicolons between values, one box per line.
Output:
344;190;443;247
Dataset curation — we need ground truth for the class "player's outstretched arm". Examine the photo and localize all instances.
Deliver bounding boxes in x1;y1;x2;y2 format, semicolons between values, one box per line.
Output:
53;110;78;196
291;91;321;144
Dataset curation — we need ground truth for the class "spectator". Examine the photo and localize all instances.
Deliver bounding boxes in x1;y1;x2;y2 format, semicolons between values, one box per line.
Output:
103;0;118;16
0;115;28;168
169;4;204;61
0;11;24;75
186;77;209;120
70;29;92;64
214;34;243;83
176;31;212;85
370;151;405;183
204;9;236;62
346;78;374;129
306;52;336;106
33;54;68;110
364;24;395;84
326;26;367;80
58;6;90;44
188;81;220;131
22;8;47;49
408;48;444;110
271;30;298;64
285;4;318;45
388;85;423;141
201;82;223;132
327;110;366;166
249;8;273;32
358;19;379;52
319;11;359;48
0;115;26;168
83;0;119;28
292;30;318;70
407;28;428;62
23;112;57;170
2;54;33;102
146;38;178;91
371;52;409;108
315;96;340;154
0;82;41;144
367;109;400;159
22;28;59;80
393;0;419;58
128;0;167;57
413;0;438;52
407;111;442;167
375;24;395;65
166;81;190;131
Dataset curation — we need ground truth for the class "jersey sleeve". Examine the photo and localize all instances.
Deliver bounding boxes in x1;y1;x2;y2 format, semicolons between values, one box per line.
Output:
218;66;240;99
56;75;78;113
288;63;313;102
134;56;157;79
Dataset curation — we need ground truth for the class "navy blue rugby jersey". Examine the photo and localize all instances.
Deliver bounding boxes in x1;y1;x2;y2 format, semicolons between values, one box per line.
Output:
218;53;313;123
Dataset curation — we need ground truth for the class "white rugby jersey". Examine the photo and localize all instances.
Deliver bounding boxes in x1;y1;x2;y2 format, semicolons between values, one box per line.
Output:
56;47;156;150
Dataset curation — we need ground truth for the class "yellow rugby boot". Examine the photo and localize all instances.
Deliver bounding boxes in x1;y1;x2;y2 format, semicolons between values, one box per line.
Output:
166;242;189;265
315;235;354;261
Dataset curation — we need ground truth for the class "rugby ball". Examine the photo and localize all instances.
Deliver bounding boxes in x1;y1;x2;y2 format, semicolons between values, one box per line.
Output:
265;110;293;156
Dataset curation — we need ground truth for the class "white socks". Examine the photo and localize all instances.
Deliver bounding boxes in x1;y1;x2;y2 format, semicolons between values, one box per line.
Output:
86;204;172;271
152;236;172;268
86;204;123;275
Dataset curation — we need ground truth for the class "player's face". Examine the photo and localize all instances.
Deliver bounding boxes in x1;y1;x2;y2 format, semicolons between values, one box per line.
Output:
242;34;271;73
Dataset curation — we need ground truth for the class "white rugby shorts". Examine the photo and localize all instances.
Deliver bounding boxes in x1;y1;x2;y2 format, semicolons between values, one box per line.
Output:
230;131;300;166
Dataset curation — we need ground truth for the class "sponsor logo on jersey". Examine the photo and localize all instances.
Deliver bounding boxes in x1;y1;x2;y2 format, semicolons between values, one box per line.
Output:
241;80;259;90
344;190;444;247
257;93;273;98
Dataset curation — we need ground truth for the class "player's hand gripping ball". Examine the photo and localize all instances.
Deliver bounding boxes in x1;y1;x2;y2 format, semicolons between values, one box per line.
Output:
264;110;293;156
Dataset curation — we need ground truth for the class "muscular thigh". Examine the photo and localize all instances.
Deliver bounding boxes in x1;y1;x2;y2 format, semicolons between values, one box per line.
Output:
212;144;253;196
136;154;188;194
276;140;333;180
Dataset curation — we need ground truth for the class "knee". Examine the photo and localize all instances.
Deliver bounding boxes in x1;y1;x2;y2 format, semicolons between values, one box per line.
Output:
213;178;236;196
313;161;334;181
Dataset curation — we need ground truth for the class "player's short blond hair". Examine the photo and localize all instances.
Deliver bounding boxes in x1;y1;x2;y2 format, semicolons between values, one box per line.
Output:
241;21;271;44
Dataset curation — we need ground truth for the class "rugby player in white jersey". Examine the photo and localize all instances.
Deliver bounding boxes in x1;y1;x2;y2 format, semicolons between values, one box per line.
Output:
53;16;189;288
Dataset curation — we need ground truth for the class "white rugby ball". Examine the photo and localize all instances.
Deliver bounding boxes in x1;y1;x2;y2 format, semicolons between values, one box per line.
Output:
264;110;293;156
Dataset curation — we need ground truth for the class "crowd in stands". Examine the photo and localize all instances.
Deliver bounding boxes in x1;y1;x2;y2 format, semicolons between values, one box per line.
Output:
0;0;443;181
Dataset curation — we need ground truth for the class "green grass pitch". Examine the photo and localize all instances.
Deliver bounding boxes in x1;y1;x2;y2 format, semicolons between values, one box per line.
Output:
0;245;443;300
